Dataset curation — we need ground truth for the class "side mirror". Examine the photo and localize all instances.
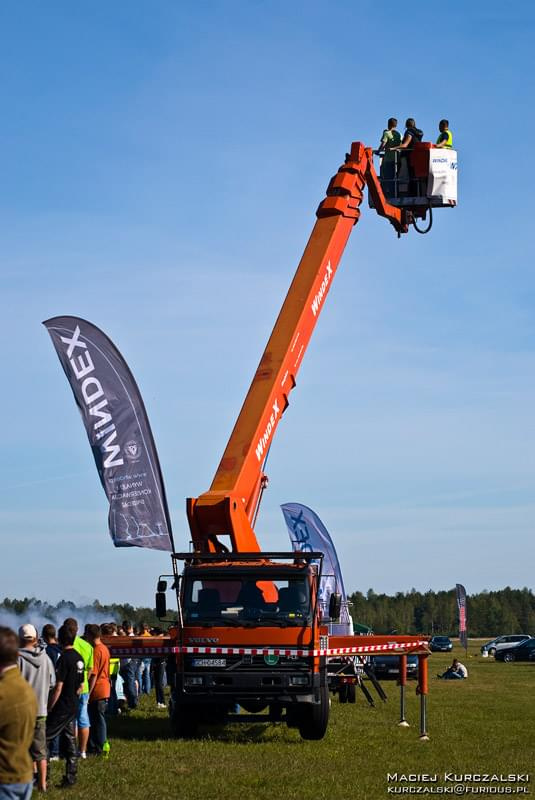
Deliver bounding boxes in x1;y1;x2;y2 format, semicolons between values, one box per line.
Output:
155;592;167;618
329;592;342;621
157;579;168;592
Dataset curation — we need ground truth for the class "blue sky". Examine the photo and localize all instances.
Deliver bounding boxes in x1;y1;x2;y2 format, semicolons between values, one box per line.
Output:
1;1;534;606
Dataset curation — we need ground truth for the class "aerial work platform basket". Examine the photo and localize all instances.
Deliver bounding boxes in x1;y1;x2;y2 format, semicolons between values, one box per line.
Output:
371;142;458;210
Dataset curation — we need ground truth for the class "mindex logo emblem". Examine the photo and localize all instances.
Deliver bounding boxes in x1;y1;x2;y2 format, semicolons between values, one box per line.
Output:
124;440;141;462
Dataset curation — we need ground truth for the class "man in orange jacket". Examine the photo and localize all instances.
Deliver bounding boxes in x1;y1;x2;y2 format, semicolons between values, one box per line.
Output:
86;625;111;755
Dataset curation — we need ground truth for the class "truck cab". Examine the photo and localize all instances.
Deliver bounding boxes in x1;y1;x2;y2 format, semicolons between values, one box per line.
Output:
163;551;331;739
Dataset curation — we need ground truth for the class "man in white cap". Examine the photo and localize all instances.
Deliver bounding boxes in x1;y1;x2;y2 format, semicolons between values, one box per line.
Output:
18;624;55;793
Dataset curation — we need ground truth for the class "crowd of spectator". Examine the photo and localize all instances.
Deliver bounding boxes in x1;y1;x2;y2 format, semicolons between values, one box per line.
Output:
0;619;167;797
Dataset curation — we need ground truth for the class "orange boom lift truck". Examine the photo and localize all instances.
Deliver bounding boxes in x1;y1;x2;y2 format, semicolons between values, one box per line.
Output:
110;140;457;740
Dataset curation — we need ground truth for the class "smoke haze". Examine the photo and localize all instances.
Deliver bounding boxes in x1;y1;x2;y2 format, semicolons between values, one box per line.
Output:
0;600;117;637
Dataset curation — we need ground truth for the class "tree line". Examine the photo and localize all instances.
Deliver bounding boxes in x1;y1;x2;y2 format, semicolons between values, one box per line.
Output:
348;587;535;636
2;586;535;638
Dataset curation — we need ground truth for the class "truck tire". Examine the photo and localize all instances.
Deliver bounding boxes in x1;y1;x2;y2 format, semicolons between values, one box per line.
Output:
338;685;348;703
170;708;198;738
298;684;330;740
347;683;356;704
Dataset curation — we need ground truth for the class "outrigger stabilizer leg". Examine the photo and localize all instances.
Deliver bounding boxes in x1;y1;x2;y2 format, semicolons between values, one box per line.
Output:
398;654;410;727
417;654;430;741
357;675;376;707
360;658;388;703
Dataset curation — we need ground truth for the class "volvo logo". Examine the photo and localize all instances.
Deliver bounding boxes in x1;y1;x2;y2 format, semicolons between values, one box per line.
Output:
187;637;220;644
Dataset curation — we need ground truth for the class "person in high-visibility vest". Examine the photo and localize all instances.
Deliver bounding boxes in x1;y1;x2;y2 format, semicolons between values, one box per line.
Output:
436;119;453;149
108;656;120;715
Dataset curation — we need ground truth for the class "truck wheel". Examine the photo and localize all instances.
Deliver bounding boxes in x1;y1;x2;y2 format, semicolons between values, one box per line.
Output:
339;685;348;703
347;684;356;704
170;708;198;738
299;684;330;740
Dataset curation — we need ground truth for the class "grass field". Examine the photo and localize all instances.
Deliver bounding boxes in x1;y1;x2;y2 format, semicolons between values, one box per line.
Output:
44;644;534;799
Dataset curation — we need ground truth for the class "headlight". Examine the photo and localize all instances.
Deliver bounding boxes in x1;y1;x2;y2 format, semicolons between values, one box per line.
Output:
290;675;309;686
184;676;204;686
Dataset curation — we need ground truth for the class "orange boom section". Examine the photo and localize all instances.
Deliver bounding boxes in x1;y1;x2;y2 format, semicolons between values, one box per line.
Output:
187;143;408;554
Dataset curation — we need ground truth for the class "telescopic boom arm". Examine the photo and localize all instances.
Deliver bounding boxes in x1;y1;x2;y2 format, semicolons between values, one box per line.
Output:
187;142;410;553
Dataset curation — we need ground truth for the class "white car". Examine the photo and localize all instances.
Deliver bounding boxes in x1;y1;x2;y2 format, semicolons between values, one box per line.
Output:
480;635;532;656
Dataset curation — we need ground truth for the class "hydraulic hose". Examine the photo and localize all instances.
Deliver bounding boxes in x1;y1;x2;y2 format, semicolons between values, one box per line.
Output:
412;202;433;234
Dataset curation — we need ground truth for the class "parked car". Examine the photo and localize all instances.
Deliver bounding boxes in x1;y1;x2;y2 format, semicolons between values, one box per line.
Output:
429;636;453;652
495;638;535;662
480;635;531;656
369;654;418;680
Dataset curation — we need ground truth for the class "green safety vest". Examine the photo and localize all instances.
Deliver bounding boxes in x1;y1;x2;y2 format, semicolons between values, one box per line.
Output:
436;129;453;148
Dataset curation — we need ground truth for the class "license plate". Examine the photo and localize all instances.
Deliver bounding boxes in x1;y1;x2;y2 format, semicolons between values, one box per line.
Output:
388;668;398;674
192;658;226;668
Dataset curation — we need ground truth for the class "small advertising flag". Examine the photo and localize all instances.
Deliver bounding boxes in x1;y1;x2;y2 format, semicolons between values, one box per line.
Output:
455;583;468;651
44;316;174;552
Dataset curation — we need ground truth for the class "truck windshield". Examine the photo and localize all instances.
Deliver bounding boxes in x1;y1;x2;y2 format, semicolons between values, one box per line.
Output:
182;576;312;627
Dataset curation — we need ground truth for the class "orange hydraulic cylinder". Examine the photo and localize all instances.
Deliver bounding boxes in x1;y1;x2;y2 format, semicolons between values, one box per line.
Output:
398;653;409;727
399;653;408;687
417;654;430;740
417;653;429;695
